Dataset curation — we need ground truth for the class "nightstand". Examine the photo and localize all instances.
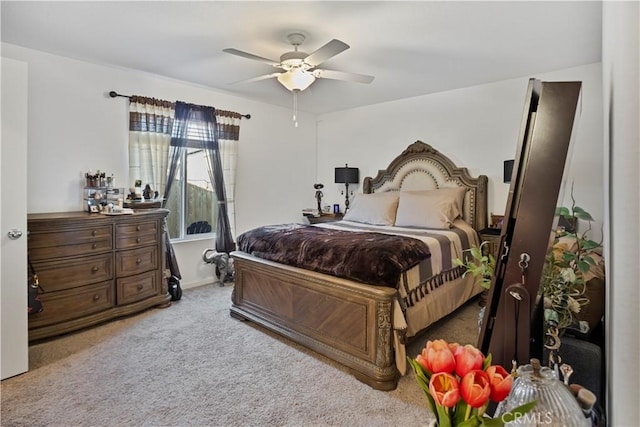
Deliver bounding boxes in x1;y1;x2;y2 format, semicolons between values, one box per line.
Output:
478;228;502;259
305;213;343;224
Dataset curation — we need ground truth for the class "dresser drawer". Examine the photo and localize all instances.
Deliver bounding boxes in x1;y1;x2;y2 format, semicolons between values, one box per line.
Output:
28;281;114;328
29;226;113;260
115;245;158;276
117;270;159;305
115;221;158;249
32;253;113;292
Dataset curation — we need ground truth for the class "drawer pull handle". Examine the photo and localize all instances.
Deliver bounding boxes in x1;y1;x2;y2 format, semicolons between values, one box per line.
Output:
91;266;99;273
136;258;142;264
92;230;97;236
92;243;97;249
136;237;141;243
136;225;141;231
137;284;144;291
93;294;100;301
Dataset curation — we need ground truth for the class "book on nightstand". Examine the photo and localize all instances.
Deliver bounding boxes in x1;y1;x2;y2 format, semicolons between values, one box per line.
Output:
302;208;320;218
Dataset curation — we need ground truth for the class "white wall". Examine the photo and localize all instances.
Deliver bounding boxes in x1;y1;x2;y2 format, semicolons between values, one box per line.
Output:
603;1;640;423
1;43;317;289
316;63;604;235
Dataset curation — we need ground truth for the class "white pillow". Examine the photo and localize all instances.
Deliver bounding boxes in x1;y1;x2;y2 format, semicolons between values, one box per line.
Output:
343;192;400;225
395;190;462;229
436;186;466;215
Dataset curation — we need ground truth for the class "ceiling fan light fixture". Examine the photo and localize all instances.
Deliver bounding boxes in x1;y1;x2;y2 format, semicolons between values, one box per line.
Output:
277;69;316;92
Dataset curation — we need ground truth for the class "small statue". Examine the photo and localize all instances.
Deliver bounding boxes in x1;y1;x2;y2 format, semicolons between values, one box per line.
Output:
314;183;324;214
143;184;153;200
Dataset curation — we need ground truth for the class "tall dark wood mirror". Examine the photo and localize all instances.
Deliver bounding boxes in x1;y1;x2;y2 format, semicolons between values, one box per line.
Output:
478;79;583;366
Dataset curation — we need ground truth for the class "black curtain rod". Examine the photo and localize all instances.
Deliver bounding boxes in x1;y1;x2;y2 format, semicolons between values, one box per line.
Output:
108;91;251;119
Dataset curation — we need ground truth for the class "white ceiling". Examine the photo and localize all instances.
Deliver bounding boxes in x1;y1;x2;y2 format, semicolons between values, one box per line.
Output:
1;1;602;115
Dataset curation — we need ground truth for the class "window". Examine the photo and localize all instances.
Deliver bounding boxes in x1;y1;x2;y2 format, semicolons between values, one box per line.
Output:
129;100;240;244
165;118;218;240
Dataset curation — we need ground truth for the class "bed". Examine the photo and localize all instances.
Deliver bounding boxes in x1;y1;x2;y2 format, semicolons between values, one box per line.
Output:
230;140;488;390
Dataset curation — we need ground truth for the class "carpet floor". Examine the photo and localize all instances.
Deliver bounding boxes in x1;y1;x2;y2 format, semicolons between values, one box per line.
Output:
1;283;481;427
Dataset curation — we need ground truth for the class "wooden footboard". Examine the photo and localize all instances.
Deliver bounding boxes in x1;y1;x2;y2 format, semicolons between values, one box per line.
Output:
230;251;400;390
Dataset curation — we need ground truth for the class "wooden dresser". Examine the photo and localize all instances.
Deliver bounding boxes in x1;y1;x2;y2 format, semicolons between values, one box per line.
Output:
27;209;171;341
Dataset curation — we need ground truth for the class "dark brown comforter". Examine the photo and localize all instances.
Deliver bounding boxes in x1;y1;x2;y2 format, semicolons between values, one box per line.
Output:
236;223;431;288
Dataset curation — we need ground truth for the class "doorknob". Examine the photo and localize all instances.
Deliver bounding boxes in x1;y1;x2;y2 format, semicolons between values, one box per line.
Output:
7;229;23;239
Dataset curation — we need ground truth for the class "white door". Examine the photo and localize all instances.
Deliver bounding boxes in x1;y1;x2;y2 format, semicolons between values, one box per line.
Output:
1;57;29;379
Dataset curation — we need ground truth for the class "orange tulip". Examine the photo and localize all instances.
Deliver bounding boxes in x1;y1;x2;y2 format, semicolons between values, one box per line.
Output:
417;339;456;374
429;372;461;408
485;365;513;402
460;369;491;408
453;344;485;378
448;341;460;355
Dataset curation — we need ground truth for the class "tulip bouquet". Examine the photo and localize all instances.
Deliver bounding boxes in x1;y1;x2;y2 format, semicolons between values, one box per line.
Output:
408;340;535;427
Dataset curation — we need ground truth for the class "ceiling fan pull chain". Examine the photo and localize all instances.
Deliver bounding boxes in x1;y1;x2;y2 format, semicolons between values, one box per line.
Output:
293;90;299;127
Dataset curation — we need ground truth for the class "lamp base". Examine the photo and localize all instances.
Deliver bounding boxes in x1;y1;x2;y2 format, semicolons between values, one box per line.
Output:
343;183;351;212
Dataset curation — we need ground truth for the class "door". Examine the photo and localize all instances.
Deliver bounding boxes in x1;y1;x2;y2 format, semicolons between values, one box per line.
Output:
1;57;29;379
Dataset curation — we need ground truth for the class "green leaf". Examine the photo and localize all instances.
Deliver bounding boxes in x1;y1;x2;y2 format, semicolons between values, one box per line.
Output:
556;206;571;217
572;206;586;214
496;401;538;424
407;358;437;415
573;207;594;221
436;404;452;427
453;400;469;426
577;260;591;274
544;309;559;323
488;254;496;266
407;357;432;379
480;416;505;427
482;353;492;370
458;415;483;427
581;239;601;250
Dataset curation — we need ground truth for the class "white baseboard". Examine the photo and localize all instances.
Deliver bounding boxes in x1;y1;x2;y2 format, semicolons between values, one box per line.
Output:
180;278;221;290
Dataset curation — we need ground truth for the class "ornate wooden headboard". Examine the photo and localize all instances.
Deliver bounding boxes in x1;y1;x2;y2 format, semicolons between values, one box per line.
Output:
363;141;488;230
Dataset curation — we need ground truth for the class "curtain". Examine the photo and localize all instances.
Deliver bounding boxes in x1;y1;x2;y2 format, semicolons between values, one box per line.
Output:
169;101;235;254
128;96;180;280
128;96;174;196
215;110;242;239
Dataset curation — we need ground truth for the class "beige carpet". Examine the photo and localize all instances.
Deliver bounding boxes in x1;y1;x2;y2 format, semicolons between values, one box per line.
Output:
1;283;481;427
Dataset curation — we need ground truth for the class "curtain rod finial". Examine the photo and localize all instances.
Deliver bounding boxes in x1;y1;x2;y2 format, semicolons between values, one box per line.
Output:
109;91;118;98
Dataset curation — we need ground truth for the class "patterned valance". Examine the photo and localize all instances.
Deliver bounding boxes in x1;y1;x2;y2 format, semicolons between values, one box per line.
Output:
129;96;174;134
215;110;242;141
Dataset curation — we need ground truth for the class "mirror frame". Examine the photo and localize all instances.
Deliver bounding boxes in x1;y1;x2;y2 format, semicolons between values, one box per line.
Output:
478;79;582;367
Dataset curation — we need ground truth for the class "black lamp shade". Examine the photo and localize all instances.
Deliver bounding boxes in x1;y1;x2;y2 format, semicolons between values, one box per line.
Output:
335;165;359;184
503;159;514;183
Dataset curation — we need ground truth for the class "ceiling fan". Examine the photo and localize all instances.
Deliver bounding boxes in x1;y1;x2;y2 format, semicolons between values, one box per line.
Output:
223;33;375;93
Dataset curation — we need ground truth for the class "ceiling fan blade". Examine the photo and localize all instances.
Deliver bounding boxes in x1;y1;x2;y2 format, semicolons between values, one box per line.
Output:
304;39;350;67
313;69;374;84
223;48;281;67
229;72;283;85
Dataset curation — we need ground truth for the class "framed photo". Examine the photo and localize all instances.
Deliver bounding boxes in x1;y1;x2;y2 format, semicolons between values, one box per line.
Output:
90;205;99;213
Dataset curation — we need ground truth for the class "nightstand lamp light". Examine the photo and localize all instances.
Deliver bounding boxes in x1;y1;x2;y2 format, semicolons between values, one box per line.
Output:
334;164;359;212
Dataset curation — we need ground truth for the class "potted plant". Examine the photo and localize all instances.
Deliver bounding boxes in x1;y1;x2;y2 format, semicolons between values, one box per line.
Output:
453;241;497;330
542;198;602;349
453;241;496;291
